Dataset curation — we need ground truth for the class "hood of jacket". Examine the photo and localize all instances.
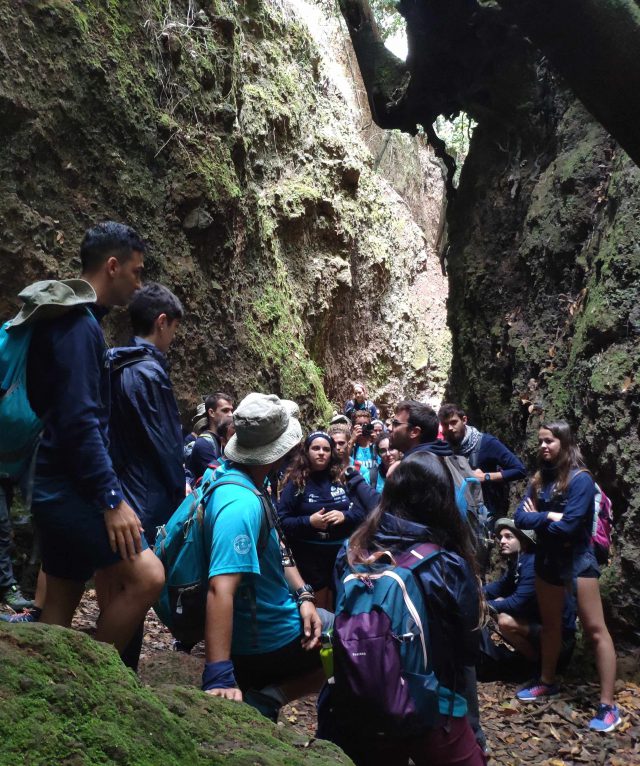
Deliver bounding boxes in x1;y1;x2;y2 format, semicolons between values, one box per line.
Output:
404;439;453;458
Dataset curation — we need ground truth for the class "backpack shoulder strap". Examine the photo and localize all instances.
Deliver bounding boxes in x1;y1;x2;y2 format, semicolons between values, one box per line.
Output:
394;542;442;570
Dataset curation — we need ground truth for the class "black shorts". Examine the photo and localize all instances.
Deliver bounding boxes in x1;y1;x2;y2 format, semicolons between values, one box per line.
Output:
573;547;601;579
232;608;333;691
291;540;342;591
33;491;148;583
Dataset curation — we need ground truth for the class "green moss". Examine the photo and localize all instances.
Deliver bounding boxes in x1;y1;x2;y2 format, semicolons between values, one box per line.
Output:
0;625;352;766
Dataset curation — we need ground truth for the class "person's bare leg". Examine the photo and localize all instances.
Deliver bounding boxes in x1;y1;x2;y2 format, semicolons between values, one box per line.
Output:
280;667;325;702
39;574;84;627
535;576;565;685
576;577;616;705
30;568;47;609
314;587;333;611
497;613;537;661
94;549;164;652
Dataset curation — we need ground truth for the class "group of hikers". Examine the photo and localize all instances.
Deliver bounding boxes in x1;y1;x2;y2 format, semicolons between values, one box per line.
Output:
0;222;621;766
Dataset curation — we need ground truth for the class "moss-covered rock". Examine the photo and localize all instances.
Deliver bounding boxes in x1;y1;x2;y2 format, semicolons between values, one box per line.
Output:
0;624;352;766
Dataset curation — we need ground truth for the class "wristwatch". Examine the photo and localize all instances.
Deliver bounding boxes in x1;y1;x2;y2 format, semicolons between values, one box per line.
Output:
484;473;491;482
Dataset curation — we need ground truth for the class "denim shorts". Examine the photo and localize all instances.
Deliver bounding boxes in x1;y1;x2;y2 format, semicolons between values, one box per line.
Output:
33;485;148;583
573;547;601;579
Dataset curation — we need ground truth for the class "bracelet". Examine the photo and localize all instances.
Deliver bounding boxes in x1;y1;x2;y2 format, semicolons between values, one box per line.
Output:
297;594;316;607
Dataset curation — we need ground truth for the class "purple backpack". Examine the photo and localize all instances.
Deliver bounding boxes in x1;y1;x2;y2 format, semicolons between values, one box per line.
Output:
332;542;466;735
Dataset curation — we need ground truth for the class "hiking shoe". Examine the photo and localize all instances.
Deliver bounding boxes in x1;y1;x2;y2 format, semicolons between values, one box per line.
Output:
516;680;560;701
2;585;34;612
589;704;621;732
0;607;42;623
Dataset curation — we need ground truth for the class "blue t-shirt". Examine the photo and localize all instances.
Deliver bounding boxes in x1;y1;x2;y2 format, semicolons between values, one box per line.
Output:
350;444;378;486
205;463;301;655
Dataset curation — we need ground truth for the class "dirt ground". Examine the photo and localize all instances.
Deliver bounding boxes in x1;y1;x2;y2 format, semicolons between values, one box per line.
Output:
46;593;638;766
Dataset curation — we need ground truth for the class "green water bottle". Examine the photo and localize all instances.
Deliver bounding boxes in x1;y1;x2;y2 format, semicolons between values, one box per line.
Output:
320;630;334;683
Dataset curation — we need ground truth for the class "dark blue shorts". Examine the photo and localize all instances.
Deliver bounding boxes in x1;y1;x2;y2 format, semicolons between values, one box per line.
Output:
534;545;574;587
33;483;148;583
573;547;601;579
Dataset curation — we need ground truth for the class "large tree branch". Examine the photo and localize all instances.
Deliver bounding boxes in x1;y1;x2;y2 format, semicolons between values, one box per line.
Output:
496;0;640;166
337;0;414;131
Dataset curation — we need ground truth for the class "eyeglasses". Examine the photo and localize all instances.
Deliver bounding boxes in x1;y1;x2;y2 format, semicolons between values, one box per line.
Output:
391;419;409;428
378;448;389;455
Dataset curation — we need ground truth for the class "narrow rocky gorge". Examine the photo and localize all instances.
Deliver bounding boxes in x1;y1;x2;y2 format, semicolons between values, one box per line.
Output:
0;0;448;423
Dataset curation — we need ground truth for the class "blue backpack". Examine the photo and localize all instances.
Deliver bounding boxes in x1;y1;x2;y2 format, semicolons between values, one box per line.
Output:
330;542;467;736
154;475;271;646
0;321;43;481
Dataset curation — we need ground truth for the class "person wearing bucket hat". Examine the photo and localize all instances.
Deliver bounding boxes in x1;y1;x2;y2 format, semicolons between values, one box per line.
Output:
479;517;576;682
201;393;332;722
19;221;165;657
183;402;209;463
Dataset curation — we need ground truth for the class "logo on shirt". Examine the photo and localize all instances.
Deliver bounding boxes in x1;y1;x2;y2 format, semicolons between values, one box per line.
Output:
233;534;252;555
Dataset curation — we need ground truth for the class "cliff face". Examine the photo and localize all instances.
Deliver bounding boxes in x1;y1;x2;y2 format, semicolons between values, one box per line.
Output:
447;88;640;634
0;0;447;423
337;0;640;636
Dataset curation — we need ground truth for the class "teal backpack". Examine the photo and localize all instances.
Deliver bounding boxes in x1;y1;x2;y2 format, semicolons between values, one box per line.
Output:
0;321;43;481
154;475;272;646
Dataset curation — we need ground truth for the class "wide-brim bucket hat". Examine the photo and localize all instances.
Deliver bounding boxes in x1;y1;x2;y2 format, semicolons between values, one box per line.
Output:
11;279;97;327
495;517;536;546
224;393;302;465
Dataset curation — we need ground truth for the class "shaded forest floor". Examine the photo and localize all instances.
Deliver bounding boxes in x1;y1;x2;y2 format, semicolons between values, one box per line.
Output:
80;593;640;765
2;590;639;764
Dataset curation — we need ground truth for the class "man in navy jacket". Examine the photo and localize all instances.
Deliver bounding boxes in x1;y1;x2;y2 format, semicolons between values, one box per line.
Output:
439;403;527;525
26;222;164;654
109;282;186;668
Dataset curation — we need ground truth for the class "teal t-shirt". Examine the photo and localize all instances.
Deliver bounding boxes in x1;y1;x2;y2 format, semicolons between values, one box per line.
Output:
350;444;379;486
204;463;301;655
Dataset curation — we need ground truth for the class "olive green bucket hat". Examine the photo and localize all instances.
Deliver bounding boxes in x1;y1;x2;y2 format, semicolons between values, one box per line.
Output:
495;517;537;546
10;279;97;328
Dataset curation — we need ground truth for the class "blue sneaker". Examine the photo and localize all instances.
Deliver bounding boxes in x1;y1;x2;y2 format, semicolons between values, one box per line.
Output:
0;607;42;623
516;680;560;702
589;704;621;732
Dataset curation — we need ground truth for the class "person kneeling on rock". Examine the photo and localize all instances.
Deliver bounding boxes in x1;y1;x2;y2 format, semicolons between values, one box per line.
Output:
201;393;331;722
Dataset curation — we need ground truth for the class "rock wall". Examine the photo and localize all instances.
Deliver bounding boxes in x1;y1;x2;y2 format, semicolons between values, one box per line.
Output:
0;0;447;424
446;74;640;635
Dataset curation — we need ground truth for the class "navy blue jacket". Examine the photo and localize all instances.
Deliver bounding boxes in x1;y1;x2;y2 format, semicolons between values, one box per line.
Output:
278;472;366;542
404;439;454;458
27;305;123;511
335;513;480;693
456;434;527;518
188;432;221;481
514;469;595;558
109;338;185;543
343;399;379;421
484;551;539;622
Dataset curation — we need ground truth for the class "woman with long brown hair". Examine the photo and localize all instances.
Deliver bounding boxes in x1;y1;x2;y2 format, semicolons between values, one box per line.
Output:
514;421;619;731
278;432;366;609
318;451;485;766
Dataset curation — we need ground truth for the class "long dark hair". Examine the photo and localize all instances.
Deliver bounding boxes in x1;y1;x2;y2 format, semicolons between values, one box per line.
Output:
281;438;344;491
531;420;586;499
348;452;478;570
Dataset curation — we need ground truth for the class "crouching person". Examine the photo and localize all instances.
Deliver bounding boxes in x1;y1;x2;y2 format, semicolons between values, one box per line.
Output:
202;393;329;721
479;518;575;681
